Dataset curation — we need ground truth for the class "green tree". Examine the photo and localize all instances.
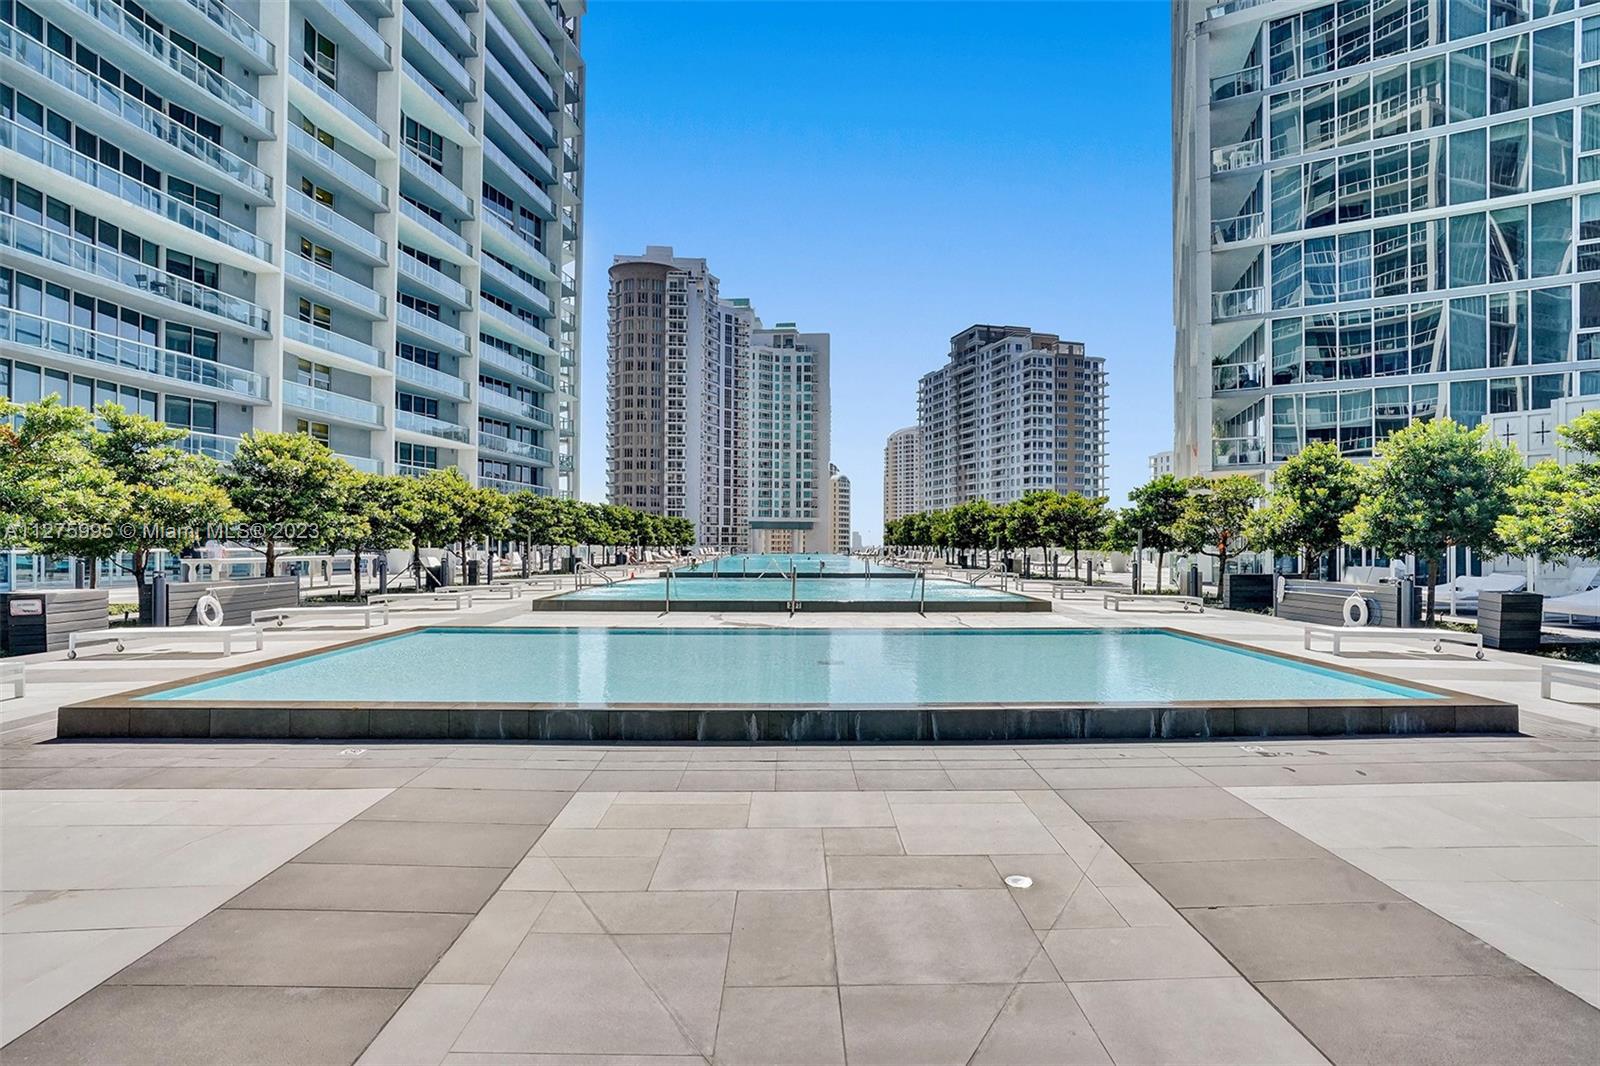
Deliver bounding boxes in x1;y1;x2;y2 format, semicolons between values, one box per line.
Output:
1117;475;1189;592
91;404;235;594
948;500;997;567
1556;411;1600;560
1245;442;1363;574
1038;492;1112;581
321;473;417;597
1496;461;1584;562
1343;419;1524;622
399;468;478;587
220;432;349;575
1174;475;1267;579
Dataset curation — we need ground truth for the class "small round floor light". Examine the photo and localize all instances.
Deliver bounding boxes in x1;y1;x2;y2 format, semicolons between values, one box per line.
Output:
1004;875;1033;889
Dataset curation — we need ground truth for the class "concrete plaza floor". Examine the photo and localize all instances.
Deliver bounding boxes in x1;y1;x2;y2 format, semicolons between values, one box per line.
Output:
0;592;1596;1064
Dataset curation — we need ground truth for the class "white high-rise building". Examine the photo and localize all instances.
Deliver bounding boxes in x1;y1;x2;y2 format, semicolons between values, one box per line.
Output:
882;424;923;524
1174;0;1597;479
749;318;831;553
917;324;1108;511
828;463;851;554
605;246;749;548
1149;450;1176;478
0;0;585;510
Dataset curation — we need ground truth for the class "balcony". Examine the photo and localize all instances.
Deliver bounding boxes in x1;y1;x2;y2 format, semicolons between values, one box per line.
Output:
1;213;269;335
311;0;391;67
484;96;556;184
283;381;384;428
1209;65;1262;103
483;139;555;219
399;253;471;309
480;301;555;354
484;44;555;138
404;11;473;99
478;433;553;465
1210;211;1263;247
480;209;556;280
287;126;386;211
479;474;550;495
559;417;574;437
396;462;438;478
1212;362;1267;392
1211;287;1264;320
402;60;474;140
0;309;267;400
176;430;241;463
480;255;552;315
287;188;387;266
399;198;473;260
478;388;553;428
281;317;385;370
339;453;384;474
289;63;389;154
61;0;272;135
401;148;473;218
396;409;472;442
397;304;469;353
396;357;470;400
2;27;271;202
176;0;273;69
1212;437;1266;467
285;254;387;319
1;119;272;265
480;345;555;391
1211;138;1262;174
417;0;475;54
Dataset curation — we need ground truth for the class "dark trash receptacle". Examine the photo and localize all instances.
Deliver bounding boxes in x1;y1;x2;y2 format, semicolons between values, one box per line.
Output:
1222;573;1274;611
1479;590;1543;651
465;560;481;585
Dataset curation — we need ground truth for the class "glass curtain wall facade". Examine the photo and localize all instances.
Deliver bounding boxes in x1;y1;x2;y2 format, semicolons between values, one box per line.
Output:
1174;0;1598;477
0;0;583;513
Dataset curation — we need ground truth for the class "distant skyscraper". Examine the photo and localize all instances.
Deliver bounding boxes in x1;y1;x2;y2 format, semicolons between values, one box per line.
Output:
883;425;923;524
1149;450;1175;479
917;325;1107;510
748;319;831;552
605;247;748;547
828;463;851;553
1173;0;1595;479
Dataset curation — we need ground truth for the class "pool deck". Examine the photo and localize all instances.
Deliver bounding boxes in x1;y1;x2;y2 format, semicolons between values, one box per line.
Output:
2;590;1596;1063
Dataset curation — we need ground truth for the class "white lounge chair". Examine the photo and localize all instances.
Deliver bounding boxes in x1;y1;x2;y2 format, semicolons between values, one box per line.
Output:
251;604;390;629
1;661;23;699
1303;623;1485;658
66;625;264;659
1541;662;1600;701
1542;587;1600;623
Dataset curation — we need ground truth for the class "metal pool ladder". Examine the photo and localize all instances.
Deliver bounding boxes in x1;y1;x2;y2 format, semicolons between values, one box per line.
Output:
575;561;615;588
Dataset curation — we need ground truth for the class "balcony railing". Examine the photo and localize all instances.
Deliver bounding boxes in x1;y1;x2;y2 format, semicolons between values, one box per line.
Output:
559;417;574;437
1212;437;1266;467
399;199;472;257
483;95;556;183
281;317;385;368
396;357;470;400
478;433;553;465
178;0;273;67
0;308;267;399
481;209;555;277
2;119;272;262
63;0;272;133
282;381;384;427
318;0;390;66
397;461;438;478
176;430;241;463
1;213;269;334
1211;138;1262;174
483;139;555;219
1210;211;1263;247
290;63;388;148
396;409;472;442
399;252;470;307
2;27;271;199
403;12;472;97
480;300;555;352
402;59;473;135
396;304;469;353
479;474;551;495
339;453;383;473
480;255;552;315
478;388;553;428
1212;362;1267;392
401;148;472;217
286;188;387;263
1211;287;1264;320
480;345;555;391
1209;65;1262;102
287;126;386;208
285;254;387;318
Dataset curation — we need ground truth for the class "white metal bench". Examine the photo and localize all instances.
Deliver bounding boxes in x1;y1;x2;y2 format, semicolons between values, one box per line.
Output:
1302;624;1485;659
1;661;24;699
369;591;473;610
66;625;264;660
1103;594;1204;613
251;604;390;629
442;584;523;601
1541;662;1599;701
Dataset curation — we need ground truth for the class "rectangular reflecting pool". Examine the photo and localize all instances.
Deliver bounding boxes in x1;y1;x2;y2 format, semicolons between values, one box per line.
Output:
61;627;1516;742
534;576;1044;612
673;554;910;576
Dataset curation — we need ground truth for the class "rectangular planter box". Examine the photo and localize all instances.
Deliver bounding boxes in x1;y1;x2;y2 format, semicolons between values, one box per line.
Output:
1479;590;1543;651
1;589;109;654
1222;573;1274;611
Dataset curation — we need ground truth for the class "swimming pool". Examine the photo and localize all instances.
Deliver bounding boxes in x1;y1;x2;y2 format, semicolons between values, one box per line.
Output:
673;554;909;577
60;626;1515;741
534;576;1045;612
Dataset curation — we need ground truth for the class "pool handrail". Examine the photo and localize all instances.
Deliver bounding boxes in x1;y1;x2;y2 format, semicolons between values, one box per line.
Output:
575;561;615;588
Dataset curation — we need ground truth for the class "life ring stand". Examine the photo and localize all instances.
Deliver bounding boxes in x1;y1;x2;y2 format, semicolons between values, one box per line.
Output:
1342;593;1369;627
195;593;224;627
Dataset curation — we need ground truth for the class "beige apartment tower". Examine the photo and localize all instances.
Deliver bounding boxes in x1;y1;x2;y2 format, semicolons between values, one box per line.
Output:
882;424;923;524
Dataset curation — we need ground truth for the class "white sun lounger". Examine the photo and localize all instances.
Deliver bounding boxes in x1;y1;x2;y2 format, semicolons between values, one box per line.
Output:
1303;623;1485;659
1543;588;1600;622
66;625;264;660
1;661;23;699
251;604;390;629
1541;662;1600;701
1102;594;1204;612
368;591;473;610
441;584;523;601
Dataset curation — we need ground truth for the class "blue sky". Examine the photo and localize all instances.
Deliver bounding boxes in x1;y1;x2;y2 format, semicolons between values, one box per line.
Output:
577;0;1173;540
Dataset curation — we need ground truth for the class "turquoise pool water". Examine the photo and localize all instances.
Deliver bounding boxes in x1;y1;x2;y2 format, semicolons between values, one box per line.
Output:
142;628;1440;705
674;554;908;576
560;577;1019;603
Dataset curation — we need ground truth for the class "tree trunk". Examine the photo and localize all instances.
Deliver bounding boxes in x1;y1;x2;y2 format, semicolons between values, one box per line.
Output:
264;541;277;577
1155;550;1166;594
1073;547;1081;581
1425;556;1438;623
353;550;362;598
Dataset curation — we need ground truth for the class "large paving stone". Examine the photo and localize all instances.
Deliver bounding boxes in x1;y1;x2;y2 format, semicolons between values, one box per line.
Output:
0;984;406;1066
726;889;836;986
714;986;845;1065
109;908;469;988
1092;817;1326;863
649;828;826;890
1138;857;1406;908
971;983;1111;1065
294;820;543;868
839;984;1013;1065
1042;923;1235;982
355;787;570;824
1261;974;1600;1065
1185;900;1534;981
1068;977;1327;1066
224;862;506;914
1058;786;1266;822
831;889;1042;985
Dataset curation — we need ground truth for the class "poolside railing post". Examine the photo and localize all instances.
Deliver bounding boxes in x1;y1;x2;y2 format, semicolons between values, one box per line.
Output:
664;569;671;614
919;568;927;616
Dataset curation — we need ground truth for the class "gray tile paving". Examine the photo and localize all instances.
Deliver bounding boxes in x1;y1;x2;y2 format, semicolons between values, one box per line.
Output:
225;862;507;914
1090;816;1328;863
713;986;845;1065
296;820;544;868
1068;977;1328;1066
355;787;570;825
838;983;1013;1065
830;889;1043;985
725;889;836;987
1137;856;1406;908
